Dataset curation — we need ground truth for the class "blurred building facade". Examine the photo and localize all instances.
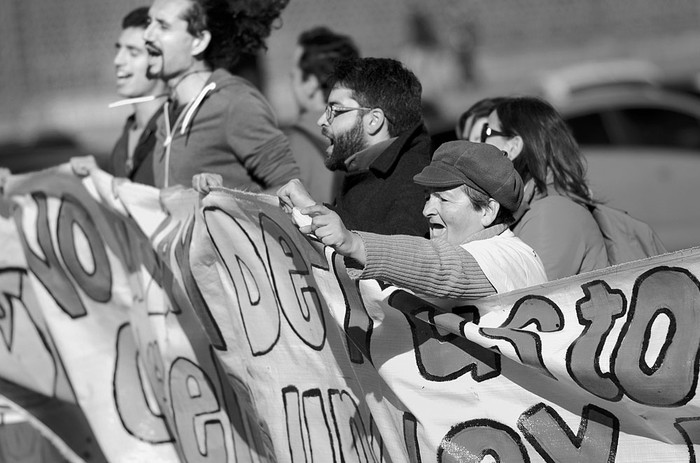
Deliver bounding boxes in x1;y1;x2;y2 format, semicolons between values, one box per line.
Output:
1;0;700;155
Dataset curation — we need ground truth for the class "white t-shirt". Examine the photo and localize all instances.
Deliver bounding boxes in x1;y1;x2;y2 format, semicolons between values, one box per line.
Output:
461;229;547;293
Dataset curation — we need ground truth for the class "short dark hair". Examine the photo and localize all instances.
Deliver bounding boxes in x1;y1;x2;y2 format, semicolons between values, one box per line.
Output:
329;57;422;137
462;185;515;226
122;6;150;29
297;26;359;101
182;0;289;71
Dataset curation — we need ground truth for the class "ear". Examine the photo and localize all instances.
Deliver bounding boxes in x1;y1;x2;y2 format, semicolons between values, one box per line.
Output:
191;30;211;57
480;199;500;227
364;108;386;136
505;135;524;161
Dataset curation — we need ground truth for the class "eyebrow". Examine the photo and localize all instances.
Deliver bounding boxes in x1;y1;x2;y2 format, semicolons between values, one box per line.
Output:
115;43;143;52
151;14;169;27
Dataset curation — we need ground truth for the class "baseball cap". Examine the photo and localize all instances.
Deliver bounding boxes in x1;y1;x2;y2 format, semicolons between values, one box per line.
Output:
413;140;523;212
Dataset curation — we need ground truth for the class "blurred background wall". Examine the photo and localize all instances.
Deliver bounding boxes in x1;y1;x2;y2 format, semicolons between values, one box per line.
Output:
1;0;699;159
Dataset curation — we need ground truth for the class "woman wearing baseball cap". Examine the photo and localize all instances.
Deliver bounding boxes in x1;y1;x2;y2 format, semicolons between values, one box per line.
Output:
285;140;547;298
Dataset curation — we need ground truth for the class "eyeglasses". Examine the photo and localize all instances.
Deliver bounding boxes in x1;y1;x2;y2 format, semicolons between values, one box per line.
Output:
324;104;372;124
480;123;509;143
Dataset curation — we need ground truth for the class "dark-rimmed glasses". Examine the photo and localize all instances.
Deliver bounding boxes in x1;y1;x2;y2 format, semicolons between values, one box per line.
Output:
480;123;509;143
324;104;372;124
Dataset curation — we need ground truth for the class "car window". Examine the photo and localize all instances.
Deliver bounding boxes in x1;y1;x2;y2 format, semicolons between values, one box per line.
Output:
616;107;700;150
565;113;612;145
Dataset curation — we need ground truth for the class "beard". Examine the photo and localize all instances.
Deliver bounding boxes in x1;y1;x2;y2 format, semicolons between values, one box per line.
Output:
144;43;164;80
324;117;368;171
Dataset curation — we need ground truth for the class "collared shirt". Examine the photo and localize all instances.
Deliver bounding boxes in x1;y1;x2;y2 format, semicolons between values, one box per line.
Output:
344;137;397;173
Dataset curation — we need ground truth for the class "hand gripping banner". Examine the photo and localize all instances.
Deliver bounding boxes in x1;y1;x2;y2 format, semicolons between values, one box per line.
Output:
0;167;699;462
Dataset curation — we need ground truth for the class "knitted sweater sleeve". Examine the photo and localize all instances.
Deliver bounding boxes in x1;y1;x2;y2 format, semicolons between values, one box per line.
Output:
347;232;496;299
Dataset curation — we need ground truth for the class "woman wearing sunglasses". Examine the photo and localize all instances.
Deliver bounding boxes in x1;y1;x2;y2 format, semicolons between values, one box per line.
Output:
455;97;505;142
480;96;609;280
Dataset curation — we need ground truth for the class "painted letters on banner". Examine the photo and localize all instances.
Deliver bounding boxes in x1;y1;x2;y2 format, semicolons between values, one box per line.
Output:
0;167;698;462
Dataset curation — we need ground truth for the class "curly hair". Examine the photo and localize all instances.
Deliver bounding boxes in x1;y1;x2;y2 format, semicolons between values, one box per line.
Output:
493;96;592;202
182;0;289;71
329;57;422;137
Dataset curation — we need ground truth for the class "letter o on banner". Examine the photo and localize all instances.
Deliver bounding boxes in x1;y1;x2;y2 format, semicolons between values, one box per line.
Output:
438;419;528;463
56;196;112;303
614;267;700;406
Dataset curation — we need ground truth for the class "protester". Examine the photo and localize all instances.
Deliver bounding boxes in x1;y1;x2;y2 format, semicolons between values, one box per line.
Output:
284;141;547;298
69;6;168;182
277;57;431;237
144;0;299;192
284;26;360;204
455;97;505;142
482;96;609;280
108;6;168;185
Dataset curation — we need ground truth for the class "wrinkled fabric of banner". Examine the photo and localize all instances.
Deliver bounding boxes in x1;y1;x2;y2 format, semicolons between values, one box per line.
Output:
0;167;698;462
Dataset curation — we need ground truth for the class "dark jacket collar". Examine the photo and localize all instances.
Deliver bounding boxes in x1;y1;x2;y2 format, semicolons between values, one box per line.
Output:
345;137;395;172
369;121;428;175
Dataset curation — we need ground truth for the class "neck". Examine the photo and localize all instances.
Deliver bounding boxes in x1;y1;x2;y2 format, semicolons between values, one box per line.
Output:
168;64;213;104
132;96;165;129
462;223;507;244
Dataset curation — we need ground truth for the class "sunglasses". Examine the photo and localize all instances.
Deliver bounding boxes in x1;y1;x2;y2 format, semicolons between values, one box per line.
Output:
480;123;510;143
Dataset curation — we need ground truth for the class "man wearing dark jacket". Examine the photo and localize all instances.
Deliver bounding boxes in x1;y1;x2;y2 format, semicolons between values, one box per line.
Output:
278;57;430;237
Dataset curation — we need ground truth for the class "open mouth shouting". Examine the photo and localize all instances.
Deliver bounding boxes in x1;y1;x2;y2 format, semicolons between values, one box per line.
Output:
145;42;162;58
143;42;163;79
428;220;446;240
321;127;335;154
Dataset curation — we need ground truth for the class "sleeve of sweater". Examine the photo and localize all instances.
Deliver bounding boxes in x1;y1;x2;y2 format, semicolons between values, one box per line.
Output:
225;86;300;189
347;232;496;299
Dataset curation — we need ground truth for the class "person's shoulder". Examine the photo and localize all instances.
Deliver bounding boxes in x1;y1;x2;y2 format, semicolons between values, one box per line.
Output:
531;193;589;217
209;70;274;122
212;69;262;97
528;193;601;234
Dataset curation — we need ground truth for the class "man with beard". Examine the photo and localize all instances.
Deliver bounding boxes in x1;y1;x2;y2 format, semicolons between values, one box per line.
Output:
143;0;299;192
278;57;431;236
284;26;360;204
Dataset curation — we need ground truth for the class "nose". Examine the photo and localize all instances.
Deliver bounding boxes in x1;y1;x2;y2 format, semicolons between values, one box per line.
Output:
143;21;155;42
317;111;328;128
422;196;436;218
114;48;126;67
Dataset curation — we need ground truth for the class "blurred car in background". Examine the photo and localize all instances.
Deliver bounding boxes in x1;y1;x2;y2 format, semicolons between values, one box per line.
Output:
542;60;700;151
430;60;700;251
544;61;700;252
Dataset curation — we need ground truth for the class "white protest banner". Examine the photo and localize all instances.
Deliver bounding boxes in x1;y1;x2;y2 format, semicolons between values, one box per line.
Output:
0;168;698;462
0;170;182;462
193;188;700;463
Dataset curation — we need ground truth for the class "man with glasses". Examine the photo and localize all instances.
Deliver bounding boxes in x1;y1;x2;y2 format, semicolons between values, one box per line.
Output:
284;26;360;204
278;57;431;237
